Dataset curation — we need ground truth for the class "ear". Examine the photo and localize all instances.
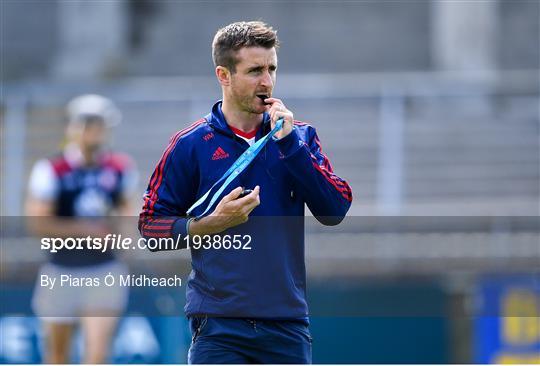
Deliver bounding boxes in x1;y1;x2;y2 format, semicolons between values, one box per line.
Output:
215;66;231;87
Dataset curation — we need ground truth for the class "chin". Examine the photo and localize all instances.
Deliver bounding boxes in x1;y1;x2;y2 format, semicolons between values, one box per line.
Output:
255;102;268;113
245;104;264;115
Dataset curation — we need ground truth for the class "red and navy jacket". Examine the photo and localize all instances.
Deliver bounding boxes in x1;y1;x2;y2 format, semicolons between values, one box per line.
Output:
139;101;352;318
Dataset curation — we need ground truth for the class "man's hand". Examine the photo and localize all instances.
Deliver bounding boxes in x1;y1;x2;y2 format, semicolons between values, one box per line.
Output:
264;97;293;140
188;186;260;235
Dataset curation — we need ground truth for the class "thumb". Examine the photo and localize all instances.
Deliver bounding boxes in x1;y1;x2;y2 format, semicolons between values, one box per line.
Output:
222;186;243;203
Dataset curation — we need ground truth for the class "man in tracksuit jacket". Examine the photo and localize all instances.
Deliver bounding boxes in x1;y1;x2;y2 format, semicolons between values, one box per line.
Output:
139;21;352;364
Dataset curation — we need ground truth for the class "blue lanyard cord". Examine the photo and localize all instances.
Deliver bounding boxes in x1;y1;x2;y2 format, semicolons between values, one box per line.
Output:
187;118;284;218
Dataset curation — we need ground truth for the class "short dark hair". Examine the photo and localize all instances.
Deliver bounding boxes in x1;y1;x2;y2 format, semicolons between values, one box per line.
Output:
212;21;279;73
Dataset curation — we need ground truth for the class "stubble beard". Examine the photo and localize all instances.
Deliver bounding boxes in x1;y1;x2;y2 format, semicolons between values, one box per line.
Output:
230;81;261;116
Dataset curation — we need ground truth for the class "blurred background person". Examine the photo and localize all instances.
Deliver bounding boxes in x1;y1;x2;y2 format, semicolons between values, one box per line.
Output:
25;94;138;363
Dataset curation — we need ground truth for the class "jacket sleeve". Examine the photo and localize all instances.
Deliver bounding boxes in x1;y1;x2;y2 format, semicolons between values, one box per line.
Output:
273;124;353;225
138;132;198;250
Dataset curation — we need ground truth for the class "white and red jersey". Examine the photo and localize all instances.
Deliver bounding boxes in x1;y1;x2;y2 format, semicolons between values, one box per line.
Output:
28;144;138;266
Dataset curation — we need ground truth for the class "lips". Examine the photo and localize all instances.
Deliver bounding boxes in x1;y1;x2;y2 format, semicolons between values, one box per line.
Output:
256;94;269;105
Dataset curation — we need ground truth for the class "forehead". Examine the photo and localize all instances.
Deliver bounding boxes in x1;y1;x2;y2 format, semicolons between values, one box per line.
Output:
235;47;277;68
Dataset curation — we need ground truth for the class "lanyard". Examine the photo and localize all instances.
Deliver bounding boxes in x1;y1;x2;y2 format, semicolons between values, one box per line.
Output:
186;118;283;218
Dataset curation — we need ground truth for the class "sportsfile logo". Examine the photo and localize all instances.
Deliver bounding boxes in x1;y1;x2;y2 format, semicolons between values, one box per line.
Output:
40;234;253;252
212;147;229;160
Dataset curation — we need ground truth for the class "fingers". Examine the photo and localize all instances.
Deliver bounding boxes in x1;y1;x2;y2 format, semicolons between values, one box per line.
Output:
235;185;260;213
220;186;260;223
270;107;287;124
222;186;260;208
264;98;292;125
264;98;283;117
246;185;260;208
236;185;260;205
264;97;282;105
240;186;260;220
222;186;244;204
266;99;283;118
211;186;260;228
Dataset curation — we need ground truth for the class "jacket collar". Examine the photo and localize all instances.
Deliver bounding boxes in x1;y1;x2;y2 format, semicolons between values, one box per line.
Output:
207;100;271;138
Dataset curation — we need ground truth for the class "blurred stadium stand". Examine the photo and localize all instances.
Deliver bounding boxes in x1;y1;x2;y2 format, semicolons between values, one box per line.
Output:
2;70;538;305
1;0;539;363
2;70;538;217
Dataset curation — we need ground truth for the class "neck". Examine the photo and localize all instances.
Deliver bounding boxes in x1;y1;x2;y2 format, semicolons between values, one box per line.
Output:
221;97;262;133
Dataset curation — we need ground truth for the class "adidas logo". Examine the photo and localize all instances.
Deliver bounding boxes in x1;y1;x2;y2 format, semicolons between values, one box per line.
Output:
211;147;229;160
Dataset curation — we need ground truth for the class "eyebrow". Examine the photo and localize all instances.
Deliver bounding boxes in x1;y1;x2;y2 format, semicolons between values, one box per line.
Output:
247;64;277;72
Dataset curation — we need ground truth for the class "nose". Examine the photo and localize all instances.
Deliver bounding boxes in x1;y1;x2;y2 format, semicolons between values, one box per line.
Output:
260;70;273;88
